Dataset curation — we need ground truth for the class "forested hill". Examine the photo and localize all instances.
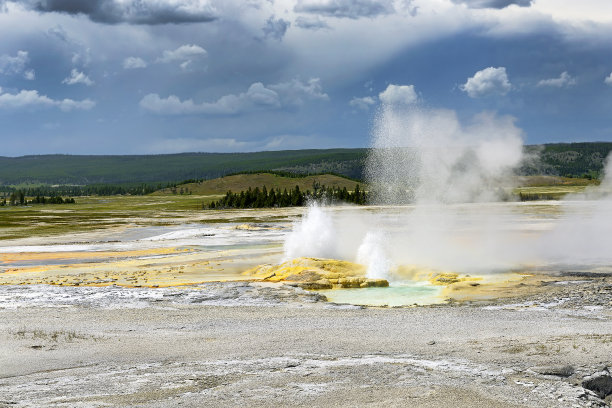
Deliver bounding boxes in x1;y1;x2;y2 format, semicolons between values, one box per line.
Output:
0;149;367;185
522;142;612;178
1;142;612;186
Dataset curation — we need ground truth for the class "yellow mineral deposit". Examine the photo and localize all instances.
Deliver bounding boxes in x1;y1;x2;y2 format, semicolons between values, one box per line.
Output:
243;257;388;289
0;247;259;288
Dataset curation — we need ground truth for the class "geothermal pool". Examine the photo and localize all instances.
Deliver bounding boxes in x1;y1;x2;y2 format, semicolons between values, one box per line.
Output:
2;198;610;307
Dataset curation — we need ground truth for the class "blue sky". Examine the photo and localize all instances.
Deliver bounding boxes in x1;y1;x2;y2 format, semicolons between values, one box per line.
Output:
1;0;612;155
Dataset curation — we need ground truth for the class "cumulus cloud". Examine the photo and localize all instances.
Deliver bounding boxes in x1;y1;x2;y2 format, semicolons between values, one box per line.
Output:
379;84;417;105
605;72;612;86
0;86;95;111
157;44;206;69
0;50;35;79
62;69;94;86
140;82;279;115
72;50;92;67
295;16;330;30
262;16;291;40
461;67;511;98
269;78;329;106
140;78;328;115
451;0;533;9
4;0;218;25
349;96;376;110
123;56;147;69
537;71;576;88
294;0;395;19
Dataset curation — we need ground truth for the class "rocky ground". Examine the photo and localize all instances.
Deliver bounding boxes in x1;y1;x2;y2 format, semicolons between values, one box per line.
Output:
1;275;611;407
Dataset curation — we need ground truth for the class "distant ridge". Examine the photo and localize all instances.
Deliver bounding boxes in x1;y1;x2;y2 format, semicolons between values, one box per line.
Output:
1;143;611;186
0;149;367;185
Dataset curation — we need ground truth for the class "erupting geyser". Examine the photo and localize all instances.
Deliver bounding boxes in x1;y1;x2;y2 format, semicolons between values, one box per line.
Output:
283;95;612;289
366;102;524;205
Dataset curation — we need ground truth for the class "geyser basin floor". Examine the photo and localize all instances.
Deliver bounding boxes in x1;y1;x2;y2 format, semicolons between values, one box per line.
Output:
2;202;612;406
2;294;611;407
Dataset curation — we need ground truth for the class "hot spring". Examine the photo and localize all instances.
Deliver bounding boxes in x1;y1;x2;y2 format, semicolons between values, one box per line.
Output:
281;101;612;306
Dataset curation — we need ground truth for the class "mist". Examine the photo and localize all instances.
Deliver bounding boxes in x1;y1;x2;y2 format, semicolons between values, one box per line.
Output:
283;100;612;279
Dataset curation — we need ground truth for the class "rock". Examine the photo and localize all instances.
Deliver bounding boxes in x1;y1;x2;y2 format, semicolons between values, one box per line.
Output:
530;365;574;377
364;279;389;288
582;369;612;399
427;340;436;345
298;279;333;290
337;277;362;288
244;258;388;290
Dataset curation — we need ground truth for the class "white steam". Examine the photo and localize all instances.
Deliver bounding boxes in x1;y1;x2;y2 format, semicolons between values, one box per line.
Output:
282;97;612;279
283;202;337;260
356;231;392;279
367;104;523;205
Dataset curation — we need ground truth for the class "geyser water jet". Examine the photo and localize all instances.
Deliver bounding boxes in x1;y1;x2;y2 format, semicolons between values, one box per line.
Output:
366;103;524;205
283;97;612;284
356;231;391;280
283;202;337;260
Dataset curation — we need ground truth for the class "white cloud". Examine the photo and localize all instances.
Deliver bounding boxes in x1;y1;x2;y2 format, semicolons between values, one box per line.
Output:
0;50;34;79
262;16;291;40
157;44;206;63
295;0;395;19
140;78;328;115
123;56;147;69
0;87;95;111
349;96;376;110
605;72;612;86
140;82;280;115
157;44;206;70
23;69;35;80
531;0;612;24
269;78;329;106
62;69;94;86
71;49;92;67
379;84;417;105
537;71;576;88
461;67;511;98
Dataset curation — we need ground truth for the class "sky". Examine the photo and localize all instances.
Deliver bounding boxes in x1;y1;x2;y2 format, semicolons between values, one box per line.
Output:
1;0;612;156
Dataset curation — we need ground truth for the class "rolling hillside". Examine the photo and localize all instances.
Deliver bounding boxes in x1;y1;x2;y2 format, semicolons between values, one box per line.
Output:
153;173;364;196
0;149;367;186
1;142;612;187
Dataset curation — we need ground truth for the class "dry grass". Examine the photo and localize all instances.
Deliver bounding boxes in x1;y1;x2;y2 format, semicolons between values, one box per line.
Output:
152;173;363;196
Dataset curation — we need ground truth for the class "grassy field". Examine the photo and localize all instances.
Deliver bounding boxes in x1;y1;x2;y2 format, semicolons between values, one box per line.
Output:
517;175;600;187
513;176;600;200
0;173;603;242
0;195;209;241
153;173;364;196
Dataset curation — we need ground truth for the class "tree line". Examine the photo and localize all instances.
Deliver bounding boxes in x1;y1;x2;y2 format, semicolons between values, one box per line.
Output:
205;184;367;209
0;182;173;198
0;191;76;206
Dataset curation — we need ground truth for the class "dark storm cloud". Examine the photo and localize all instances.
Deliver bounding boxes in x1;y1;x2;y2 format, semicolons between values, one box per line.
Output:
294;0;395;19
452;0;533;9
2;0;218;24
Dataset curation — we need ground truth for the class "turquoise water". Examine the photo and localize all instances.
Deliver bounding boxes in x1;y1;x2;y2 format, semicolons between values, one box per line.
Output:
317;283;444;307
